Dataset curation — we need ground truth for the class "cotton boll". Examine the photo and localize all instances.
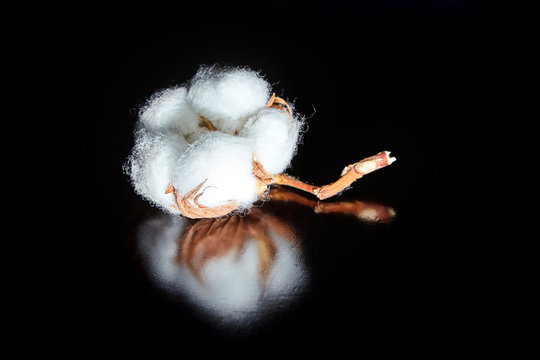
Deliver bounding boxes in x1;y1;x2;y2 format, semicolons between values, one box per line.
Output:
187;66;271;134
128;65;309;217
126;128;188;214
241;108;302;174
139;86;202;139
172;132;257;209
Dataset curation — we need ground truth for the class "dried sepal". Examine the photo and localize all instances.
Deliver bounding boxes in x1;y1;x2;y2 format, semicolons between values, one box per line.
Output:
166;180;239;219
266;92;293;116
199;116;218;131
252;155;275;195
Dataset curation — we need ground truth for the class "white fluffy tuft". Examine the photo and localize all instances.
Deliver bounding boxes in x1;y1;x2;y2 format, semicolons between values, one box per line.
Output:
172;132;257;208
187;66;271;134
126;128;188;214
139;87;201;137
241;108;302;174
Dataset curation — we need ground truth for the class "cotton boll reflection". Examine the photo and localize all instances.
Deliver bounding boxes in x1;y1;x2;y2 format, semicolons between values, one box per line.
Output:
136;208;308;325
135;188;396;327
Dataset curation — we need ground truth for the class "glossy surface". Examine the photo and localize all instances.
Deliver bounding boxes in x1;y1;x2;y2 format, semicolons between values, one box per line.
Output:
80;175;439;346
135;189;397;330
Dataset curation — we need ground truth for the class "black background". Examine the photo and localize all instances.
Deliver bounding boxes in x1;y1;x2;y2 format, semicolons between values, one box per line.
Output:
61;0;537;354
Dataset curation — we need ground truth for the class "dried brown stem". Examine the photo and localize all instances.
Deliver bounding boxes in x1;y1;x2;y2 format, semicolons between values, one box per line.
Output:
314;151;396;200
271;151;396;200
273;173;319;194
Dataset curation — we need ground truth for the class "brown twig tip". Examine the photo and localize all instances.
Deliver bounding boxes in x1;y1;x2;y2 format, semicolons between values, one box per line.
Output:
385;151;397;165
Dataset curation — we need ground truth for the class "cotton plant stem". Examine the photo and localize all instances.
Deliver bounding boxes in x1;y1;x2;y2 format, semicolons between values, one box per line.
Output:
315;151;396;200
273;173;319;194
273;151;396;200
266;96;396;200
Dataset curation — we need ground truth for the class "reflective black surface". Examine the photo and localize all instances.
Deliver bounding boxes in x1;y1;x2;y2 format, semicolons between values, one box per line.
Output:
72;1;536;352
134;190;399;330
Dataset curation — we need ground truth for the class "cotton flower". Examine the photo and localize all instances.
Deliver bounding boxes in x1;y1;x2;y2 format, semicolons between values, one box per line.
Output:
125;65;395;219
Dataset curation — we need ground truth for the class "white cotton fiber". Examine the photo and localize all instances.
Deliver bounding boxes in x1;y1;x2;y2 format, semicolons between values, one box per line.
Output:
172;132;257;209
187;66;271;134
241;108;301;174
139;86;203;141
126;65;303;217
126;128;188;214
